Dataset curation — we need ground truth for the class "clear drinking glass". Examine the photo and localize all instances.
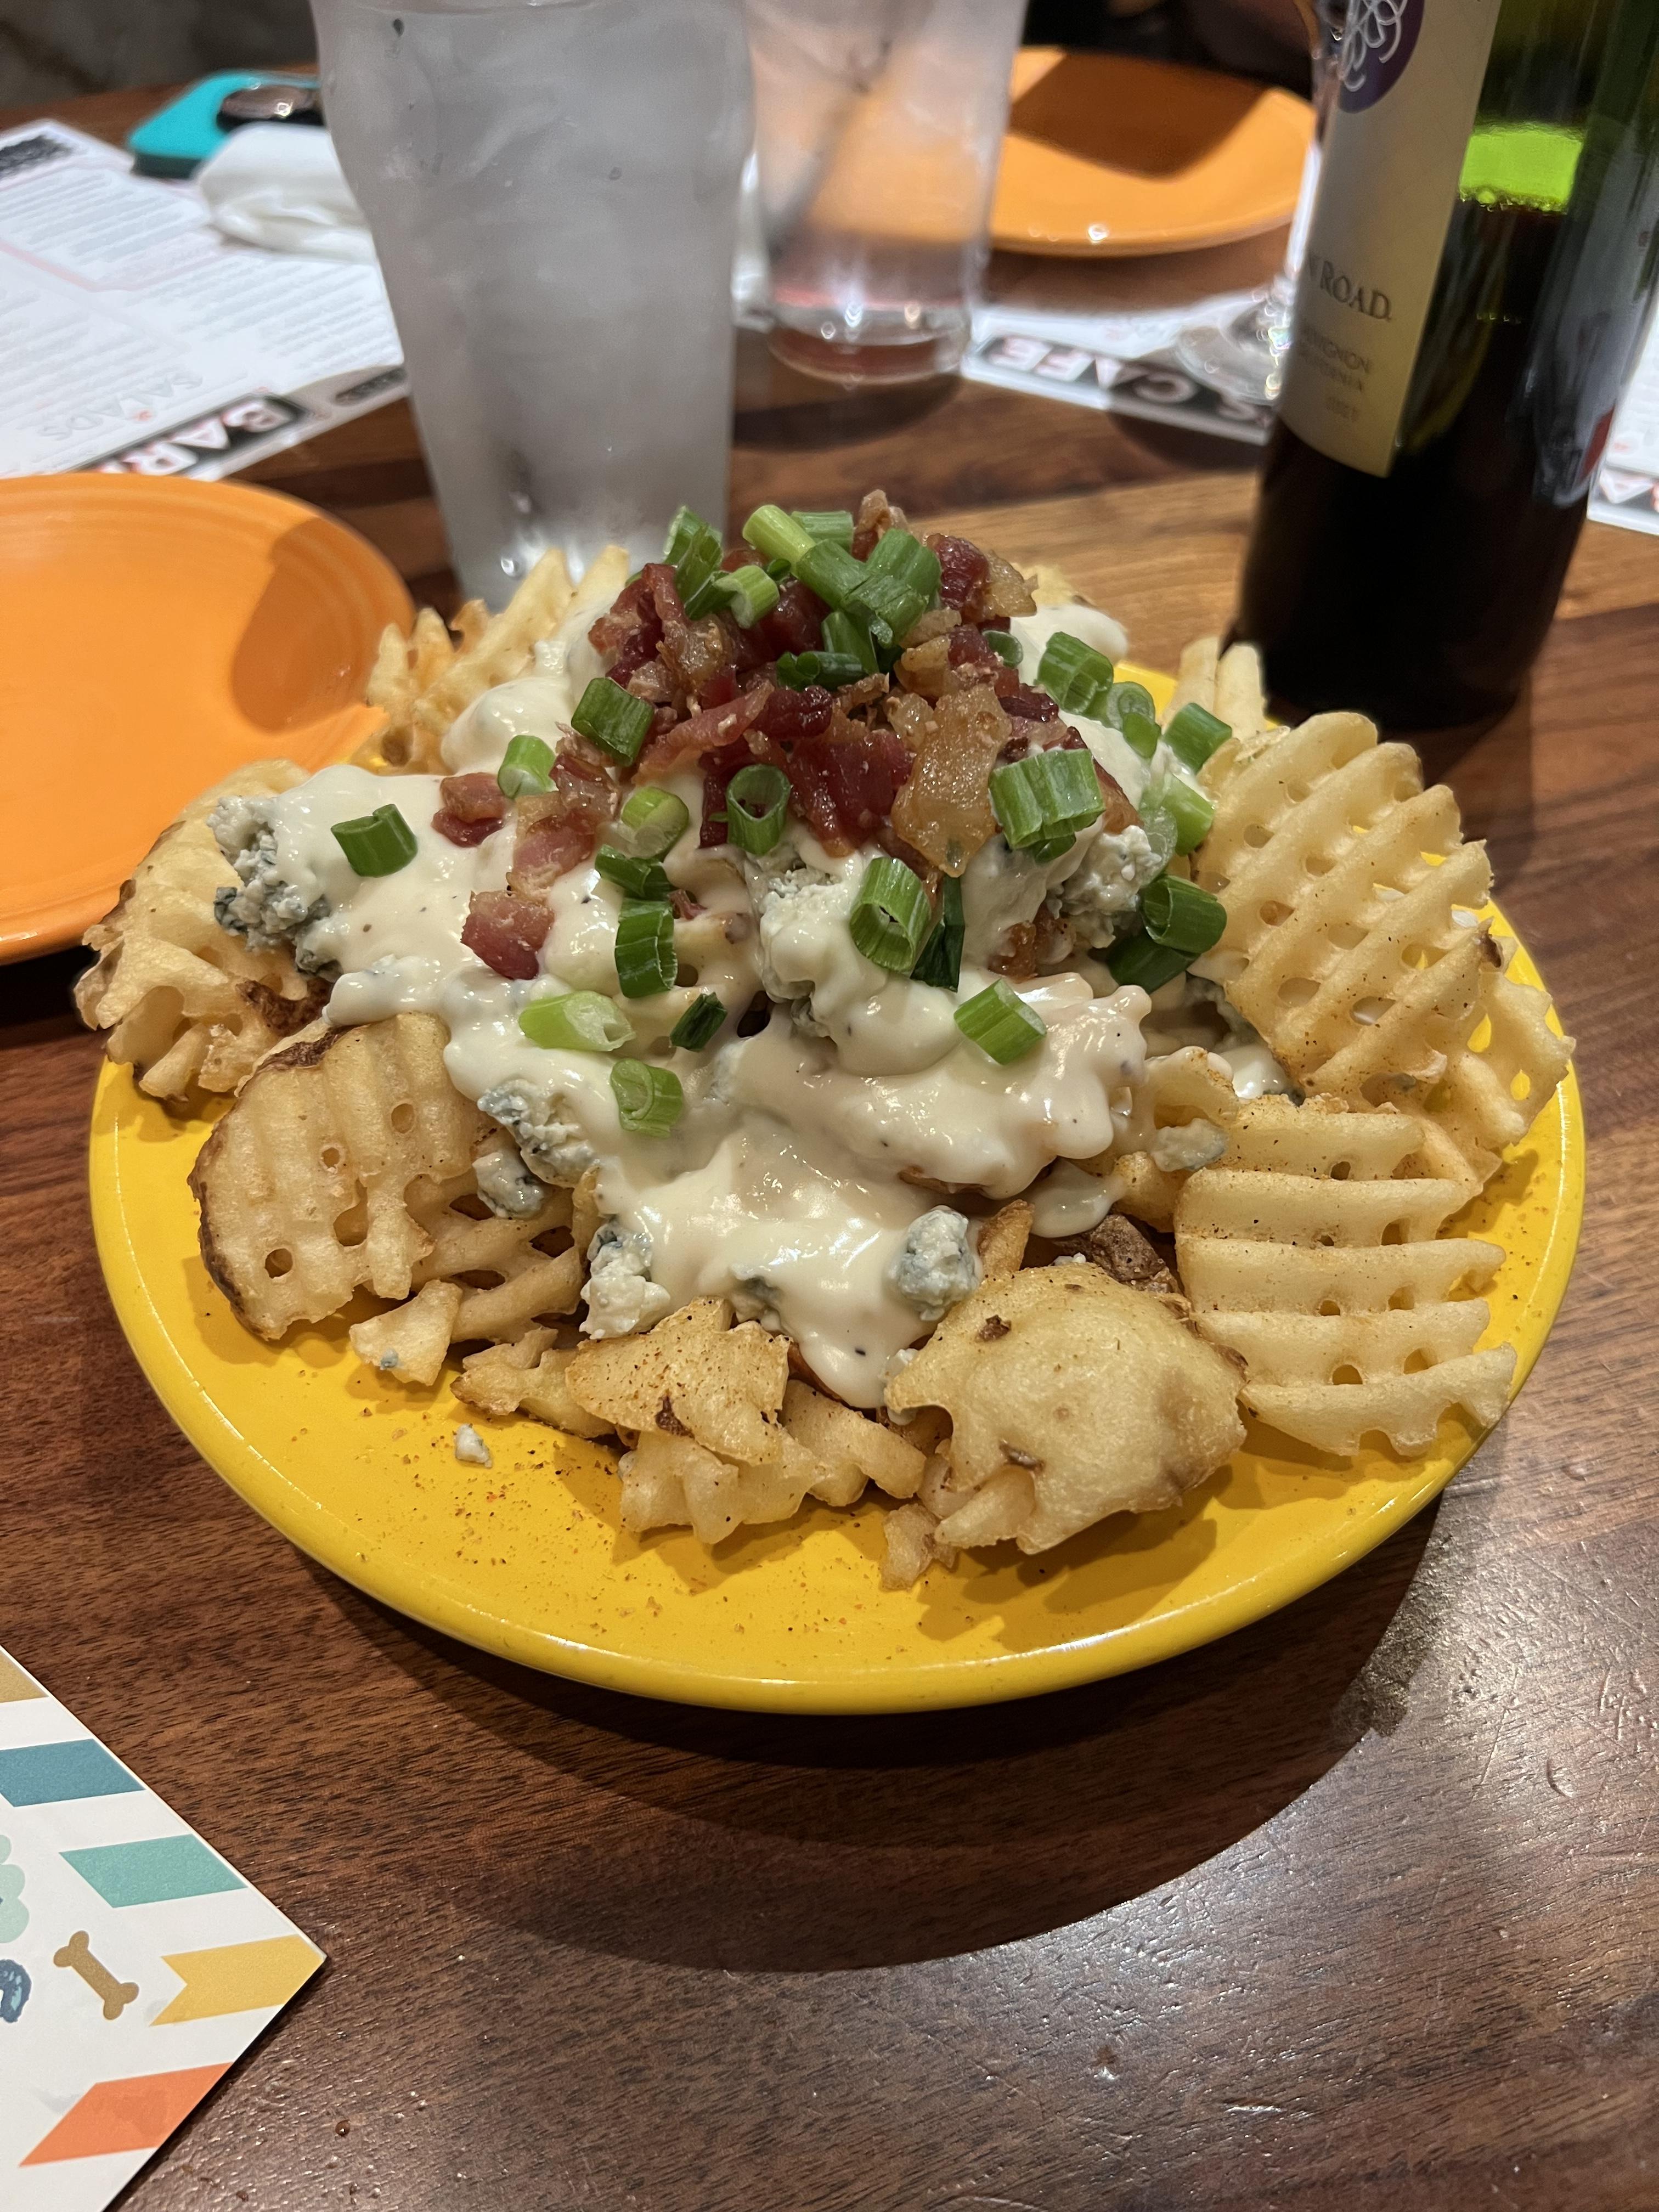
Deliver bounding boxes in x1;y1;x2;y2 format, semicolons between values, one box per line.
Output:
746;0;1026;387
1176;0;1347;408
312;0;753;605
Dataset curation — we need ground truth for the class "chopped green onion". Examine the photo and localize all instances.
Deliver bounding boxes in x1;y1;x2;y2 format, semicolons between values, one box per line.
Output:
670;991;727;1051
1029;828;1077;864
845;568;927;641
677;532;726;619
614;898;676;998
519;990;633;1052
764;556;793;582
1165;702;1233;771
595;847;673;900
849;855;930;972
724;763;791;855
331;803;417;877
792;509;855;548
496;731;555;798
1144;772;1215;855
712;563;780;628
989;748;1103;851
572;676;653;764
795;538;866;610
1138;801;1180;876
1104;934;1194;994
910;873;964;991
663;503;715;566
988;756;1047;849
822;607;878;675
1118;709;1162;761
776;648;867;692
742;504;815;567
984;628;1022;670
617;784;690;858
955;978;1047;1063
1103;680;1156;731
1142;872;1227;955
611;1057;684;1137
1106;870;1227;992
861;528;941;604
1037;630;1115;718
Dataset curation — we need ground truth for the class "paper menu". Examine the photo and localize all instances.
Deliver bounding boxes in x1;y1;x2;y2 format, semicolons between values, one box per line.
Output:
1590;309;1659;537
0;1646;323;2208
0;119;404;481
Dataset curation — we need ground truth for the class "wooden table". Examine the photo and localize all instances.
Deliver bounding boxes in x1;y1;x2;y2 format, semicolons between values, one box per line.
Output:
4;82;1656;2212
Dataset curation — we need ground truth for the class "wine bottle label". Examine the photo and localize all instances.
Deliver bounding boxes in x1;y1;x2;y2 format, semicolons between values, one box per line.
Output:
1279;0;1503;476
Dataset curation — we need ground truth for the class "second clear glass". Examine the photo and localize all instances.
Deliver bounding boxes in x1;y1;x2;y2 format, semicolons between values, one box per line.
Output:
746;0;1026;387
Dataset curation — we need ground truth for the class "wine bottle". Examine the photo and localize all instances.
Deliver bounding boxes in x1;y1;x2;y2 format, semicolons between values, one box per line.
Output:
1236;0;1659;731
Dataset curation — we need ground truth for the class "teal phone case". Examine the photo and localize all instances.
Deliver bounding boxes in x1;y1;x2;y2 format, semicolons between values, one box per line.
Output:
127;74;319;179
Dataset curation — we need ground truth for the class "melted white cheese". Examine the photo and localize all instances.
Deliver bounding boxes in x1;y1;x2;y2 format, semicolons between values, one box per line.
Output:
235;596;1225;1406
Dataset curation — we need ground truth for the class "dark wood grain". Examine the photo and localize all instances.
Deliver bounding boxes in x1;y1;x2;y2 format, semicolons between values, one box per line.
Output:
3;80;1658;2212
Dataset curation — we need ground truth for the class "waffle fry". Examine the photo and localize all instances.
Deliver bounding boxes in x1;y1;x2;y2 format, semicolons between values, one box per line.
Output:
1174;1096;1515;1455
356;607;465;771
1111;1045;1240;1232
453;1328;610;1437
783;1381;927;1502
1192;713;1571;1193
1166;635;1271;746
75;760;324;1102
565;1297;789;1464
887;1262;1244;1552
191;1013;572;1342
349;1280;463;1387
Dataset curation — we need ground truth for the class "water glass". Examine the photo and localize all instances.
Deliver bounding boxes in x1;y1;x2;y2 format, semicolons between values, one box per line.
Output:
746;0;1026;387
313;0;753;606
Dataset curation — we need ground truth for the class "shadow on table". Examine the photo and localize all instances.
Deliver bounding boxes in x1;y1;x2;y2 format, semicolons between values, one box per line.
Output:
1414;682;1537;887
317;1501;1441;1971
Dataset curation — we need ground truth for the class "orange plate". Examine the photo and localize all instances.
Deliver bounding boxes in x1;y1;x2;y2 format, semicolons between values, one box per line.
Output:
993;49;1313;257
0;475;411;962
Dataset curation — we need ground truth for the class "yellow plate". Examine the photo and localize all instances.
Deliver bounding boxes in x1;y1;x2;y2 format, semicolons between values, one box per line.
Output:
86;668;1583;1713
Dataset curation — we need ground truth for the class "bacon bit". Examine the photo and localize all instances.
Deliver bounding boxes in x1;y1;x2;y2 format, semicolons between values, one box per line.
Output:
669;887;703;921
625;659;675;707
462;891;551;981
590;571;664;683
1035;902;1076;972
755;683;834;743
1095;768;1140;836
1002;681;1058;721
508;747;616;892
851;488;906;561
989;921;1038;980
895;635;952;700
891;683;1008;874
929;533;991;611
719;543;753;572
646;560;735;701
699;740;764;849
432;771;510;847
964;546;1038;626
637;684;769;777
754;578;829;659
786;724;913;856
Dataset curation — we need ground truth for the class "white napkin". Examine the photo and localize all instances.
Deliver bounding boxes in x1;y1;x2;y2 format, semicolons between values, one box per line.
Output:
196;123;376;262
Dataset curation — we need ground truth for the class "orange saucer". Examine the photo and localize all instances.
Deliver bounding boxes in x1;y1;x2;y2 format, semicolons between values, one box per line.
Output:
0;475;411;962
994;49;1312;257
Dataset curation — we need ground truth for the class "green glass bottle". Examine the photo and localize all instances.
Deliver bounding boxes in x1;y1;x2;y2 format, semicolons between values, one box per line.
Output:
1237;0;1659;729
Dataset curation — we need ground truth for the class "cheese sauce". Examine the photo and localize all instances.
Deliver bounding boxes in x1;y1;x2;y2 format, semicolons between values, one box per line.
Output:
241;596;1255;1406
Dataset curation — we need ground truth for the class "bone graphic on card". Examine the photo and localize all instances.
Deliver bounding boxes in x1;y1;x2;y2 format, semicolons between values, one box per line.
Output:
54;1929;139;2021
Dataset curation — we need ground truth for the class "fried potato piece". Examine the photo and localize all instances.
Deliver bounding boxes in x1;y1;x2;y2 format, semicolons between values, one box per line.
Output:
1104;1046;1239;1232
1174;1095;1515;1455
880;1499;957;1590
454;1328;610;1438
1192;712;1571;1194
1165;635;1270;746
617;1429;822;1545
349;1280;463;1387
355;607;461;771
887;1263;1244;1553
975;1199;1032;1283
191;1013;570;1342
783;1380;927;1502
565;1297;788;1465
75;759;325;1101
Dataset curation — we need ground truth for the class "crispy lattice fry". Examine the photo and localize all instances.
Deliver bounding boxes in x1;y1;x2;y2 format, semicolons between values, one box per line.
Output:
75;760;325;1102
1193;713;1571;1193
888;1262;1243;1553
453;1328;610;1437
1110;1044;1240;1232
1174;1095;1515;1455
565;1297;789;1465
783;1380;926;1502
349;1281;463;1387
191;1013;571;1341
